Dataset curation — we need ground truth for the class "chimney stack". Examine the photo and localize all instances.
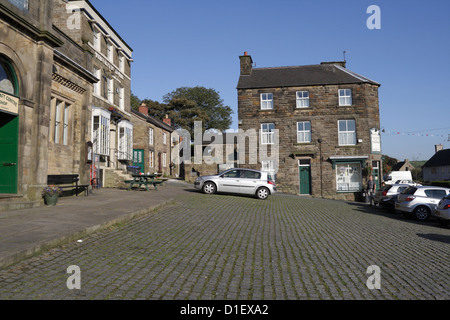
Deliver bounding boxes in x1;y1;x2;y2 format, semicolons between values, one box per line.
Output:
163;114;171;126
139;103;148;115
239;51;253;76
435;144;443;153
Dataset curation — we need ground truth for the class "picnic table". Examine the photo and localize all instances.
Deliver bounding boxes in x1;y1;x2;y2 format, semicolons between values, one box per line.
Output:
124;174;164;191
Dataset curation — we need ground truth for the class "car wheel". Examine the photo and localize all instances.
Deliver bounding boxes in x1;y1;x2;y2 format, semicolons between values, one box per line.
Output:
256;187;270;200
414;206;431;221
202;182;216;195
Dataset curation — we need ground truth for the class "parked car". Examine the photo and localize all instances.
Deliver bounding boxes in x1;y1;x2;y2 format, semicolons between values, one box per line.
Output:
434;194;450;226
395;186;450;221
194;168;277;200
374;184;410;209
394;179;421;186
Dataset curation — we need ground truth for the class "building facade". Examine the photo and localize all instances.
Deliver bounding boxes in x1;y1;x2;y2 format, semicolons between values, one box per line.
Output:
237;53;383;201
422;147;450;182
131;104;174;177
0;0;132;209
54;0;134;188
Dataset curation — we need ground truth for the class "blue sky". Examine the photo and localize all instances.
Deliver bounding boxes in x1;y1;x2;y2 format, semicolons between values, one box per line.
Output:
91;0;450;161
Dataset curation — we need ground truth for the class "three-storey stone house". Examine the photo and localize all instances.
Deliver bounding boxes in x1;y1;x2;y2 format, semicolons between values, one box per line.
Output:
237;53;383;201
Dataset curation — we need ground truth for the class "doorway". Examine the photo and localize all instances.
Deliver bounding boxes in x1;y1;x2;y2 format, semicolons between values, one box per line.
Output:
299;159;311;195
0;113;18;194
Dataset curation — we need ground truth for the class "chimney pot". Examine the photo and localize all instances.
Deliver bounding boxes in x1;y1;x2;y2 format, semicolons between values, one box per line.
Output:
139;103;148;115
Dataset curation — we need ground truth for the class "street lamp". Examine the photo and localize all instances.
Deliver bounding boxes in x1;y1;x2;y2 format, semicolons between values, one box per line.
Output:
318;139;323;198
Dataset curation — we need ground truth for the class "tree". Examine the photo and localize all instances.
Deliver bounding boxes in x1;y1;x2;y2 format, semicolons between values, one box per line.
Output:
163;86;233;133
130;92;141;112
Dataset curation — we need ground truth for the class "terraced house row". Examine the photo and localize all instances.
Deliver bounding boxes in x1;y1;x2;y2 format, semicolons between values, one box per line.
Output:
0;0;173;209
237;53;383;201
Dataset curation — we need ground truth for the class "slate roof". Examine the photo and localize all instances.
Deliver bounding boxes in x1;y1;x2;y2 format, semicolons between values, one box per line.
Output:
237;63;380;89
422;149;450;168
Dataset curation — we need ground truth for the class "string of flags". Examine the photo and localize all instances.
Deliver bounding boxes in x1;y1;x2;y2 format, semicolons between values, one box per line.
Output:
381;127;450;140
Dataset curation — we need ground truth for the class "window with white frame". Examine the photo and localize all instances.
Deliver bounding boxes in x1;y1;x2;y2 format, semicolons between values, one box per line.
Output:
149;151;154;168
119;54;125;73
163;152;167;167
149;128;154;145
296;91;310;108
92;108;111;156
93;67;101;96
163;132;167;145
118;87;124;110
336;163;362;192
261;160;277;181
261;123;275;145
63;104;70;146
339;89;352;106
118;121;133;160
52;98;71;145
297;121;311;143
338;120;357;146
260;93;273;110
107;42;113;63
108;77;114;104
93;28;101;51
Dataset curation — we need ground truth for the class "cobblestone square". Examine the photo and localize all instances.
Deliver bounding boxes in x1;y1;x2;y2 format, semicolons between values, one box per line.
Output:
0;191;448;300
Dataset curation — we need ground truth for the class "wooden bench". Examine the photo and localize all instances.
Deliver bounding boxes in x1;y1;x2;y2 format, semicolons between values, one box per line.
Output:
47;174;89;197
124;179;164;191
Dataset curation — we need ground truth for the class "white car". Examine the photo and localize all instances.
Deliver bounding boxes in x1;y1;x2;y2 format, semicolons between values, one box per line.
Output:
395;186;450;221
394;179;421;186
434;194;450;226
194;168;277;200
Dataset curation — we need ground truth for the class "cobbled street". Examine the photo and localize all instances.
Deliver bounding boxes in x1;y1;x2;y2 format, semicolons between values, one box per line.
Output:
0;190;448;300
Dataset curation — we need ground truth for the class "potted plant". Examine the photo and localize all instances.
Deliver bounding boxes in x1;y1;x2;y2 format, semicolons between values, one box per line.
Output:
42;185;62;206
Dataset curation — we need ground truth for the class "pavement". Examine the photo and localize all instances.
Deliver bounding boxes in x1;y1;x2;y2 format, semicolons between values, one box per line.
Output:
0;179;192;270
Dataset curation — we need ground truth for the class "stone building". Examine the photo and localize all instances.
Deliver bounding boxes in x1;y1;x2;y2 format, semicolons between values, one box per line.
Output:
0;0;98;208
53;0;134;188
237;53;383;201
0;0;132;210
130;104;174;177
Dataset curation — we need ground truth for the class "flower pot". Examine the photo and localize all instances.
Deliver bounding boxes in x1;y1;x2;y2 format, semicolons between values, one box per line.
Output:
44;193;59;206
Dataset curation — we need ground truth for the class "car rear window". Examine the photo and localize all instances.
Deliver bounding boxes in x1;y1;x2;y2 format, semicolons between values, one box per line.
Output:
381;185;392;191
402;187;417;195
241;170;261;179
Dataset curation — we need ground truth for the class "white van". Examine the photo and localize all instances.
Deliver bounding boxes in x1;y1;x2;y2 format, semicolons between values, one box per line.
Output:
384;171;413;185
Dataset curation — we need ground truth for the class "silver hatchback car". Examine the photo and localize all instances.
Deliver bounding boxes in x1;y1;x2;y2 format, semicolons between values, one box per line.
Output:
395;186;450;221
194;168;277;200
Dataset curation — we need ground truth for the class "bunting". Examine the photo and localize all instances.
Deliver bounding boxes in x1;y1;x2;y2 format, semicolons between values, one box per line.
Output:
381;127;450;140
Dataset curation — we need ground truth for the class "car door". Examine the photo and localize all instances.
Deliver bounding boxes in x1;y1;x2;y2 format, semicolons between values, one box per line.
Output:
217;169;241;193
239;170;261;194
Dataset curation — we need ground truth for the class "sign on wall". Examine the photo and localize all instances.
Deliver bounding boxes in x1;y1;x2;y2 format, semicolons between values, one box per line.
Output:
370;128;381;153
0;92;19;115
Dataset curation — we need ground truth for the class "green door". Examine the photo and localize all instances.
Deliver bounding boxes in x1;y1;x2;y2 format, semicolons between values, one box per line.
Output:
0;113;18;194
133;149;145;174
299;165;311;195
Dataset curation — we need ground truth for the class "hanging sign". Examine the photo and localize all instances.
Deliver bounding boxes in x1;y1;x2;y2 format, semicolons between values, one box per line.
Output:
0;92;19;115
370;128;381;153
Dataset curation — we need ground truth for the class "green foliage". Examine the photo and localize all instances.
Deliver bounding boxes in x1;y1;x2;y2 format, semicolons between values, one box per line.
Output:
430;181;450;188
163;86;233;134
133;86;233;137
130;92;141;112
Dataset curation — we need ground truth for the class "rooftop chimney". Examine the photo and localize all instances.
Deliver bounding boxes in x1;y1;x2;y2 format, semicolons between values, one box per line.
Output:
239;52;253;76
321;61;347;68
435;144;443;153
163;114;172;126
139;103;148;115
